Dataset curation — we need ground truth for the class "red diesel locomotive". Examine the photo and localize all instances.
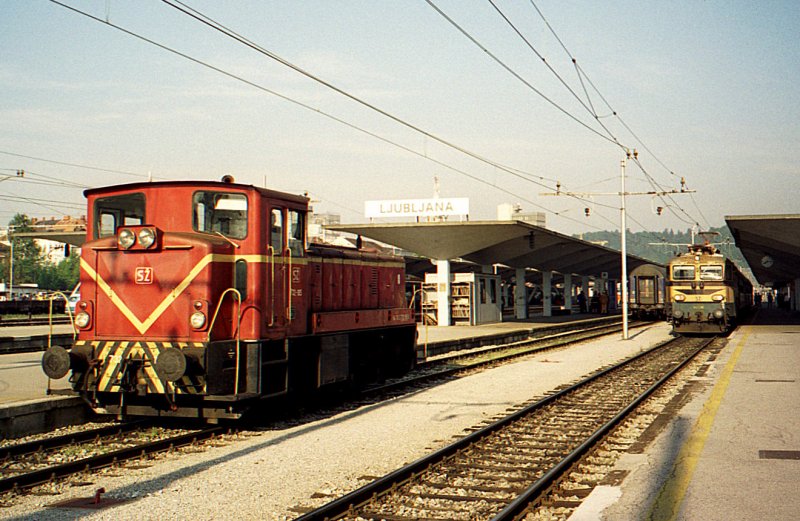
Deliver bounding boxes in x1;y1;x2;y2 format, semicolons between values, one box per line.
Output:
42;178;417;419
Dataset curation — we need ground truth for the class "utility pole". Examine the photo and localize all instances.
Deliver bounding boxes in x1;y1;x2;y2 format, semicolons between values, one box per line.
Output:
5;227;14;301
542;150;695;340
8;237;12;301
620;155;629;339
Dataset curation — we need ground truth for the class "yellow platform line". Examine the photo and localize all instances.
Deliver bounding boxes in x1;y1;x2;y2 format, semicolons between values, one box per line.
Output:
647;327;751;521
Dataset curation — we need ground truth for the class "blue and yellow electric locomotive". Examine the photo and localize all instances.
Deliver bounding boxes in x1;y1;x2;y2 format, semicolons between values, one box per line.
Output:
667;243;752;334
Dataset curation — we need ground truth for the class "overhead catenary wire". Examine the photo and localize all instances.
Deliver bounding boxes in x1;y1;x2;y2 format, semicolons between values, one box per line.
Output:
48;0;613;232
517;0;708;230
0;193;84;216
46;1;696;237
160;0;625;225
0;168;90;189
431;0;701;231
160;0;566;189
0;149;155;181
484;0;622;144
161;0;623;225
424;0;619;148
526;1;700;192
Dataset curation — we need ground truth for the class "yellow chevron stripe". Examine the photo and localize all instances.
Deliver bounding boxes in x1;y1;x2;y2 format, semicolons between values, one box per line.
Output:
81;250;403;335
90;340;207;395
81;254;265;334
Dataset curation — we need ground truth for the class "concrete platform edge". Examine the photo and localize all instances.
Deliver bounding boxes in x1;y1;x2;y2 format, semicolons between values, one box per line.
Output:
1;396;92;440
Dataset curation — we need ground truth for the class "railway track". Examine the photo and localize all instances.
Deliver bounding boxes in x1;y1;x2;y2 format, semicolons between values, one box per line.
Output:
0;422;229;495
296;335;716;521
0;316;71;327
0;319;654;503
362;319;652;399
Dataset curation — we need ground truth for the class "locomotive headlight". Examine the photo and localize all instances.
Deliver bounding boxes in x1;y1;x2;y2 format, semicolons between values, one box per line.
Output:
712;294;724;302
138;227;156;248
674;294;686;302
190;311;206;329
713;309;725;319
74;311;91;328
118;228;136;249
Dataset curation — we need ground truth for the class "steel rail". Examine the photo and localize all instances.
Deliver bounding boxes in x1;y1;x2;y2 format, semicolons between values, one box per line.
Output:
361;320;651;398
0;426;226;493
295;335;694;521
491;336;714;520
0;316;70;327
0;421;147;460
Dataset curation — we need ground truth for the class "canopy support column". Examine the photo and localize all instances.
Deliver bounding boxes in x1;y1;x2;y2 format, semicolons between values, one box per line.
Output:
542;271;552;317
564;273;573;312
436;259;451;326
514;268;527;319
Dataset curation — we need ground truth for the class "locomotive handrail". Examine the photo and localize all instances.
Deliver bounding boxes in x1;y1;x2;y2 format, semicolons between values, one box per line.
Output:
267;245;275;326
213;230;240;249
47;291;77;342
285;247;293;323
207;288;243;396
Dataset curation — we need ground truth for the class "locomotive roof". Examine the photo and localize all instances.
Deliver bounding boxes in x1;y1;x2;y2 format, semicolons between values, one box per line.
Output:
84;180;309;205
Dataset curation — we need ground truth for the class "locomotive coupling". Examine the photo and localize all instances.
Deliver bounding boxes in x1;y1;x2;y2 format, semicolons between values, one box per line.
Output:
41;344;94;379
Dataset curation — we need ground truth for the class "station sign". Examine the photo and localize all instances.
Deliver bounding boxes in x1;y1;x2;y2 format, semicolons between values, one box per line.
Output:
365;198;469;219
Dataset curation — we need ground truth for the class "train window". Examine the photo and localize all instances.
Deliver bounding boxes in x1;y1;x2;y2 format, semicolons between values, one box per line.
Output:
700;265;723;281
193;192;248;240
94;193;145;238
638;278;655;298
672;265;695;280
288;210;305;257
270;208;283;253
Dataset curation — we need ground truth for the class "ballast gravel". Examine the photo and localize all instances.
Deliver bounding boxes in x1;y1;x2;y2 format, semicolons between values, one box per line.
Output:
1;323;673;521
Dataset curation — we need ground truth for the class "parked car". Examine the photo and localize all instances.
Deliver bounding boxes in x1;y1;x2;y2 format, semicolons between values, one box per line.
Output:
66;293;80;315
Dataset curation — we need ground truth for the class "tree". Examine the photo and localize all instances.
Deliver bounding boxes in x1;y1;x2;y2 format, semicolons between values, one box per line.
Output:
36;251;80;291
3;214;42;286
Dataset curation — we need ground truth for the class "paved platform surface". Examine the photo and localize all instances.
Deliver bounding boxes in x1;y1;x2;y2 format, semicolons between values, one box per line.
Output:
574;307;800;520
0;323;75;339
416;311;614;344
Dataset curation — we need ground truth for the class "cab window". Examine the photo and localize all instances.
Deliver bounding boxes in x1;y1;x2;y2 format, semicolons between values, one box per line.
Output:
671;265;695;281
700;265;723;281
270;208;283;253
94;193;145;238
288;210;305;257
193;192;248;239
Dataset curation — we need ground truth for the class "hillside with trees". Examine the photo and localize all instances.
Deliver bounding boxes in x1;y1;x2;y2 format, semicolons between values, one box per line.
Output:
575;226;752;274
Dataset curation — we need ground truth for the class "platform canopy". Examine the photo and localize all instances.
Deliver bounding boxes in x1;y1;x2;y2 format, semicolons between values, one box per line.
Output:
725;214;800;287
328;220;657;277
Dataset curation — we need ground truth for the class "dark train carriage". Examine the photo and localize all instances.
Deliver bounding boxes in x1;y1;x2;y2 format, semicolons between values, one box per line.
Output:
42;178;416;419
629;263;667;320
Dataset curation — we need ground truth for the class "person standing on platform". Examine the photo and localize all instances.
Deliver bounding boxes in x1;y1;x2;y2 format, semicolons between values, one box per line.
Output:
577;291;587;313
767;291;774;308
599;291;609;314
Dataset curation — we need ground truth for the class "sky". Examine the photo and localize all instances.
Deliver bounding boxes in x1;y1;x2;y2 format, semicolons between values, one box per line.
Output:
1;1;798;237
